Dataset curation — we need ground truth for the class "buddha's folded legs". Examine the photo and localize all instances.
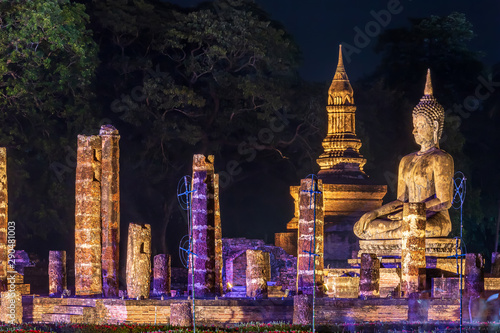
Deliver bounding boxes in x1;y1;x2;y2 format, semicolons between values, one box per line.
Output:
354;211;451;240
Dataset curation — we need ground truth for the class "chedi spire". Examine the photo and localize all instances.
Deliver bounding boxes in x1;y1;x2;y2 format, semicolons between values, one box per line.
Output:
317;44;366;181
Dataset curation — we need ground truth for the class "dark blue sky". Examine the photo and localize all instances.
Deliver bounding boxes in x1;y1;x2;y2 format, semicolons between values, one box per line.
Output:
168;0;500;82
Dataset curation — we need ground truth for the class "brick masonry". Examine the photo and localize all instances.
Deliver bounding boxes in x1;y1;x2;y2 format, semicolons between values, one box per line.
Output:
75;135;102;296
0;148;7;286
48;251;66;296
24;296;500;324
126;223;151;299
100;125;120;298
223;238;296;292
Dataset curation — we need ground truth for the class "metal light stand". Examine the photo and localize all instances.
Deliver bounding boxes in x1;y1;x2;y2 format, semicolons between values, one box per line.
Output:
177;176;197;333
301;174;322;333
452;171;467;332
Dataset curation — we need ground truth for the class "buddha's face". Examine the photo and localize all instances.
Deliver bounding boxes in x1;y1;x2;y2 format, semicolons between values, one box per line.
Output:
412;114;435;147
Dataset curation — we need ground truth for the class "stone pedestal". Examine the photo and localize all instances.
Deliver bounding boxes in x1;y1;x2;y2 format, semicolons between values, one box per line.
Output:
401;202;426;297
0;148;7;285
170;302;192;326
153;254;171;296
0;291;22;324
48;251;66;296
293;294;312;325
358;238;460;258
465;253;484;298
296;178;324;295
100;125;120;298
275;232;297;257
246;250;270;298
126;223;151;299
189;155;218;297
359;253;379;298
75;135;102;296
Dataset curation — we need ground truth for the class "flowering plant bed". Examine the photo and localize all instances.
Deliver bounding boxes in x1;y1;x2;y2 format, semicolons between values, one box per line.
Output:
1;322;500;333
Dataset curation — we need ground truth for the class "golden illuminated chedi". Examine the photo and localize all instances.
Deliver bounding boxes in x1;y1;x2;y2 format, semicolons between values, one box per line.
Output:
353;69;454;239
317;45;366;180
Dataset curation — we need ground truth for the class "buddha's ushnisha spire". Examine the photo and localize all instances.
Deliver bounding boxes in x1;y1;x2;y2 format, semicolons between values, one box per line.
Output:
413;69;445;142
424;68;433;95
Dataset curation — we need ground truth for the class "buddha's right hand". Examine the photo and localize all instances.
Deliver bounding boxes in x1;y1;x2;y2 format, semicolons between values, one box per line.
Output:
358;211;377;232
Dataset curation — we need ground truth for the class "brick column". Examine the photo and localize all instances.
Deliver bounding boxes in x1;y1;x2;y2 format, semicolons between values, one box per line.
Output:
189;155;217;297
170;302;192;326
246;250;270;298
126;223;151;299
296;177;324;295
100;125;120;298
359;253;380;298
293;294;312;325
153;254;171;297
0;291;22;323
465;253;484;298
0;148;7;288
48;251;67;296
401;202;426;297
214;174;223;296
75;135;102;296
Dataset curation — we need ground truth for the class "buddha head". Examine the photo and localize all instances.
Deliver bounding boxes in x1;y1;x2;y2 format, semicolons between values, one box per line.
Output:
412;69;445;148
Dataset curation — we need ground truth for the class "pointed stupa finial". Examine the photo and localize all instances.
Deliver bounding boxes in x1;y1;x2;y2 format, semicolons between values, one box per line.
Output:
424;68;433;95
337;44;345;70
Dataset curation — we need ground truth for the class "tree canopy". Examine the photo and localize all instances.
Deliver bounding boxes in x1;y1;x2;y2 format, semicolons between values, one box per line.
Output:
0;0;99;251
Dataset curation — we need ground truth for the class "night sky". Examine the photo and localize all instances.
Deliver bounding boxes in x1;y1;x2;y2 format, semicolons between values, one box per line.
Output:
169;0;500;82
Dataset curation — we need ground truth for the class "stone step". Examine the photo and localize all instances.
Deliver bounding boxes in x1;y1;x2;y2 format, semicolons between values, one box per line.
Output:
52;305;91;315
225;291;247;298
41;313;84;323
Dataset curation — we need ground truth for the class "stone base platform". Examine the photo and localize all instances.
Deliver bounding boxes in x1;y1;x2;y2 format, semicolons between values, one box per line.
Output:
13;296;500;324
358;238;460;258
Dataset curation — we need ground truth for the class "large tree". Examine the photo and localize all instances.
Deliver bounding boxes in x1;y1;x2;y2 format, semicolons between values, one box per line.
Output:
0;0;99;252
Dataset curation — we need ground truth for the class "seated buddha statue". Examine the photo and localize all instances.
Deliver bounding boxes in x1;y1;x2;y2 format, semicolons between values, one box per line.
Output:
353;69;454;239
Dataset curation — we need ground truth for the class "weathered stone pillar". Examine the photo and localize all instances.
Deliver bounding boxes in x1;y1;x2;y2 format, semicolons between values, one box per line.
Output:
214;174;223;296
465;253;484;298
126;223;151;299
246;250;270;298
293;294;312;325
48;251;67;296
75;135;102;296
296;177;324;295
491;252;500;277
401;202;426;297
0;291;22;323
100;125;120;298
0;148;8;290
189;155;217;297
153;254;171;296
359;253;380;298
170;302;192;326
